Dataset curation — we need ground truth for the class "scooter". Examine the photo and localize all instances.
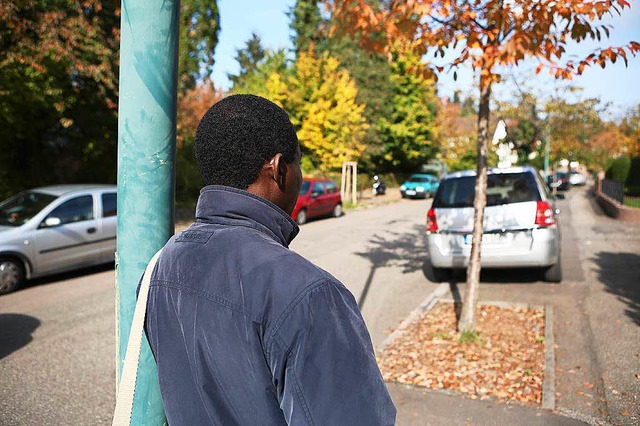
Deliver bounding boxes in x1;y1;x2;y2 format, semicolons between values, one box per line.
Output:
371;175;386;196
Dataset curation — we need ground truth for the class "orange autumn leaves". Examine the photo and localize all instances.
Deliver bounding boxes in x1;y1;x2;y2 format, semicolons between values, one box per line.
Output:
327;0;638;86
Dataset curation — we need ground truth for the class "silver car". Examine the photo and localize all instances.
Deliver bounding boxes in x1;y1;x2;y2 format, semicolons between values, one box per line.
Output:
0;185;117;294
426;166;562;282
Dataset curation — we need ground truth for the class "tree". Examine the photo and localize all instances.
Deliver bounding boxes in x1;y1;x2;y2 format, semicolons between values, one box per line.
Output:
228;34;288;96
178;0;220;93
289;1;394;172
228;32;266;89
373;49;439;173
620;103;640;157
437;100;478;171
0;0;120;198
545;92;606;167
328;0;639;332
289;0;325;55
176;81;224;204
264;50;369;172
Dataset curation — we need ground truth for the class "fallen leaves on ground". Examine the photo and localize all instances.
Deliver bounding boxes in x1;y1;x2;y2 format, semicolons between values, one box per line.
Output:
377;302;545;405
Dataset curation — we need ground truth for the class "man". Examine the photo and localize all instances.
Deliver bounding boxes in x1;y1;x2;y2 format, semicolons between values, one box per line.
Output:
143;94;396;425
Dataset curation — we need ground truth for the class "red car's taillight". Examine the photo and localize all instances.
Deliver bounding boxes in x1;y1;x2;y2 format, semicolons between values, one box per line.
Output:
535;201;556;227
426;208;438;232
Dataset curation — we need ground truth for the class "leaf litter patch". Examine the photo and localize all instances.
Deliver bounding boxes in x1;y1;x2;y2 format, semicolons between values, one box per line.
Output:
378;302;546;405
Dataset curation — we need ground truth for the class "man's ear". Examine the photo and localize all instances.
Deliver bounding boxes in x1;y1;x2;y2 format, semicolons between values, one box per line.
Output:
268;153;287;190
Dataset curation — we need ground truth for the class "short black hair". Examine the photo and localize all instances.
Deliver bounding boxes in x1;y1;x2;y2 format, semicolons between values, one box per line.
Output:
195;94;298;189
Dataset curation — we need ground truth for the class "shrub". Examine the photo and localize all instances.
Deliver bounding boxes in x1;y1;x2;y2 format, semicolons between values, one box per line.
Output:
625;158;640;197
605;156;631;182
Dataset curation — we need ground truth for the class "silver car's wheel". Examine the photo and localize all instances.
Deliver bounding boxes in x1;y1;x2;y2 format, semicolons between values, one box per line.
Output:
296;209;307;225
332;203;343;218
0;258;24;295
543;259;562;283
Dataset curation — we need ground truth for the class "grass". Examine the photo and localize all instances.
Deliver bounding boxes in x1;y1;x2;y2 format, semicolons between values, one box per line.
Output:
457;330;482;345
624;197;640;208
343;201;358;210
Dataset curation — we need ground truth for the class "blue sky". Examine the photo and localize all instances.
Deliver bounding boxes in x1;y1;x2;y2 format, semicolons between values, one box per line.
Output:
212;0;640;118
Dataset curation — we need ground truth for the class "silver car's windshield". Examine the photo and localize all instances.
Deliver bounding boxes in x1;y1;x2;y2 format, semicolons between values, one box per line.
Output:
0;191;57;227
433;172;540;208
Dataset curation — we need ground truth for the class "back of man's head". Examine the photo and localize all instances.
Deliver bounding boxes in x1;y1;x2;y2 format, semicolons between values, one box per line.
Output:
195;94;298;189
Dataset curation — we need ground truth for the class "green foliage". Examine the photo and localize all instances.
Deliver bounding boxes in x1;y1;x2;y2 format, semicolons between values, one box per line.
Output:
324;34;394;160
372;50;439;173
289;0;324;54
178;0;220;93
625;158;640;196
606;156;631;182
257;50;368;172
228;33;266;89
290;1;394;170
229;45;289;96
0;0;119;198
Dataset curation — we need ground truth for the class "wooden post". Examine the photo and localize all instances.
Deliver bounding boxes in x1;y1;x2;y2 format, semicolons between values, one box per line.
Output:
341;162;358;205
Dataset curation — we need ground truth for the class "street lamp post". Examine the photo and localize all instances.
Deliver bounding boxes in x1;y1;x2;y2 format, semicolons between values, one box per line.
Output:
115;0;180;423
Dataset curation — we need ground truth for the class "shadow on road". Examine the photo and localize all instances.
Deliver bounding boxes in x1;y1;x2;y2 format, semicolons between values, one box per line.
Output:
355;223;550;309
594;251;640;326
355;224;429;309
0;314;40;359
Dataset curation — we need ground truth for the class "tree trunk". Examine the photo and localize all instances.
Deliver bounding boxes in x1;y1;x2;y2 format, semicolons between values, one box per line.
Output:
458;78;492;333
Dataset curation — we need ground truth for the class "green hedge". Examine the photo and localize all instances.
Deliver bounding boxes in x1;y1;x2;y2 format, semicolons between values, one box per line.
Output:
605;156;640;197
625;157;640;196
605;156;631;182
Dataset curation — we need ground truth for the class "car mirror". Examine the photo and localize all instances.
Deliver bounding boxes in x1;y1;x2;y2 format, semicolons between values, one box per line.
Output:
311;192;320;199
43;217;62;228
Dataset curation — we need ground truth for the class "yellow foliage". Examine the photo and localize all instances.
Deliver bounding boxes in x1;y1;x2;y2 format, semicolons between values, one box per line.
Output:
287;51;368;171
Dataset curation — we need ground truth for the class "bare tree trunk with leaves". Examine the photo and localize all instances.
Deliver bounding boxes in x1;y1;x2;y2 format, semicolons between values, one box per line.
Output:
458;78;492;333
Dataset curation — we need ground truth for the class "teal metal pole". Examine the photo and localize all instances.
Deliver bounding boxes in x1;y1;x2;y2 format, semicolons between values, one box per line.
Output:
116;0;179;423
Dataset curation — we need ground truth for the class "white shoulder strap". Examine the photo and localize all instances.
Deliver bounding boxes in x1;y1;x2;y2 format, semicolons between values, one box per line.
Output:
112;248;163;426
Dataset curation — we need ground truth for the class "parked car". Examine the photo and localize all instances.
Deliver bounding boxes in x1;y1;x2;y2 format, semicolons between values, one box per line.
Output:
0;185;117;295
400;173;440;199
569;171;587;186
292;178;342;225
546;171;570;191
426;166;562;282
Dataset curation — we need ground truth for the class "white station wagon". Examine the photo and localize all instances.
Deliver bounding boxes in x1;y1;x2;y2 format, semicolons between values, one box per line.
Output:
0;184;117;294
426;166;562;282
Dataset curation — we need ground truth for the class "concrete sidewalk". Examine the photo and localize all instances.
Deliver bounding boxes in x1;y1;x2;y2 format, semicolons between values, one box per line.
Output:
382;186;640;426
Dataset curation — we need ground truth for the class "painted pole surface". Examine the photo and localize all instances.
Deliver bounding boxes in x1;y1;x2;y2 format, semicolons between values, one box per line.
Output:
116;0;179;423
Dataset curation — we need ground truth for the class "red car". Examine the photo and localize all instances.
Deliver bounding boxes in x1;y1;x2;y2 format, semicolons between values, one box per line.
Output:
292;178;343;225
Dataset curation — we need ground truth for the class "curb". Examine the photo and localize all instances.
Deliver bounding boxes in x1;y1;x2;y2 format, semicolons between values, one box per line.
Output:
378;283;448;352
542;305;555;410
379;286;556;410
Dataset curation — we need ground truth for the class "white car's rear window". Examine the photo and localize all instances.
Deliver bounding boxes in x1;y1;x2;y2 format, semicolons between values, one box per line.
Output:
434;172;541;208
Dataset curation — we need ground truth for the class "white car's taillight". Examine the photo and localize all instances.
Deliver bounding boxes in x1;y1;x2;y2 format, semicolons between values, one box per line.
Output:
426;208;438;232
535;201;556;226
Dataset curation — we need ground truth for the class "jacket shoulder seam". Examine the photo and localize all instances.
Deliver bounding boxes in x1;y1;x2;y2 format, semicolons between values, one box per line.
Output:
264;278;334;357
150;280;248;317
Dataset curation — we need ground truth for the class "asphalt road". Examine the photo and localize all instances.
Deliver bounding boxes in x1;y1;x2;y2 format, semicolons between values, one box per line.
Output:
0;187;638;425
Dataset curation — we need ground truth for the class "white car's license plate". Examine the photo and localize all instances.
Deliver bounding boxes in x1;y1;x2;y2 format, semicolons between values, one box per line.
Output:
464;233;507;245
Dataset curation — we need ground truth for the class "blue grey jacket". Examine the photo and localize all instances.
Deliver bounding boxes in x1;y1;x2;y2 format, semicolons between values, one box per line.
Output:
144;186;396;425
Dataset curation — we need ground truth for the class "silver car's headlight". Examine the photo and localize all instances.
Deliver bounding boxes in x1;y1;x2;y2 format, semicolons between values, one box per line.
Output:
416;186;424;192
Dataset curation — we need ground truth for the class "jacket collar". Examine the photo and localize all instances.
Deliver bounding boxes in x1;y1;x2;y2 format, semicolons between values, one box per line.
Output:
195;185;299;247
